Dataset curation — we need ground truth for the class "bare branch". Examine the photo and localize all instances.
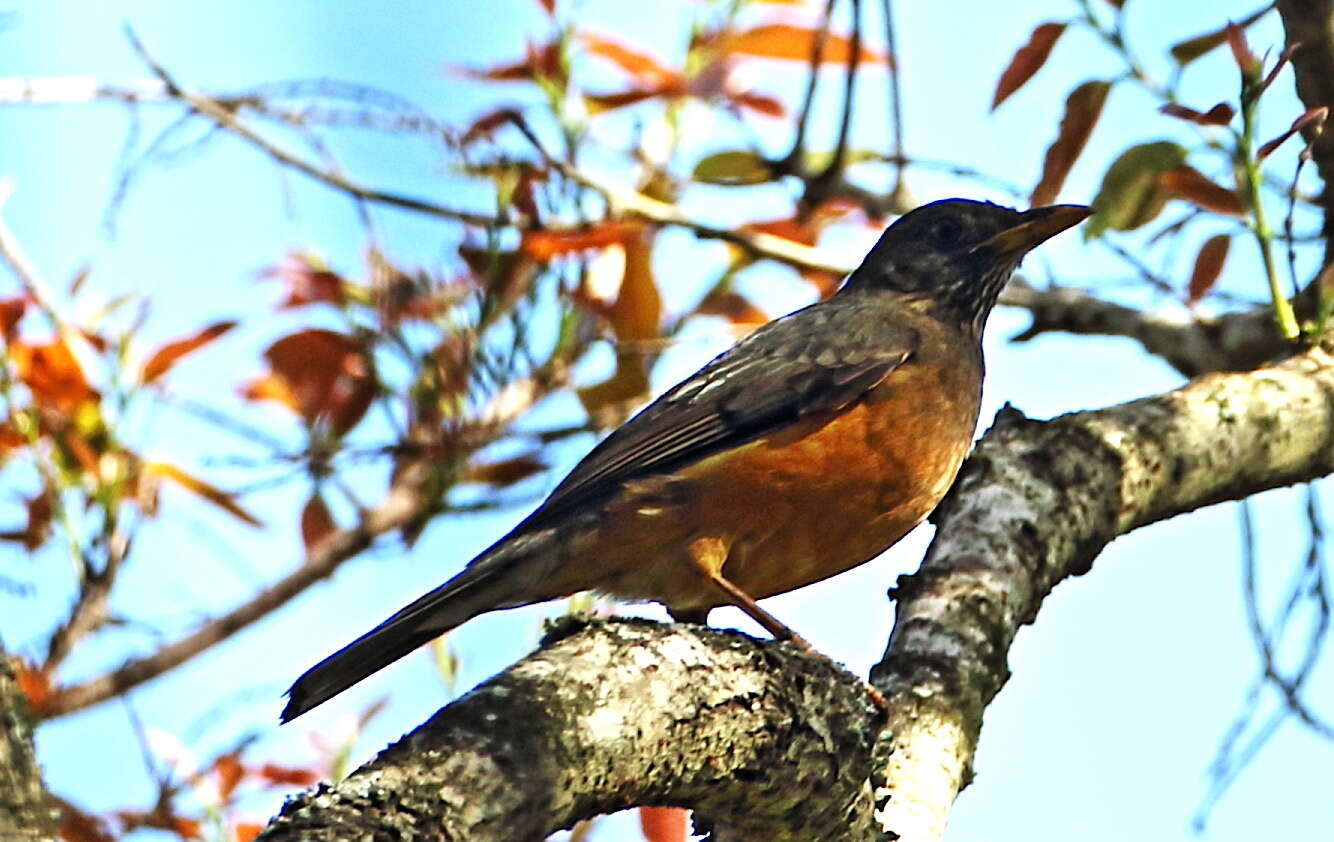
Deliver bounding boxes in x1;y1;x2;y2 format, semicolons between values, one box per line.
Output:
1000;278;1287;376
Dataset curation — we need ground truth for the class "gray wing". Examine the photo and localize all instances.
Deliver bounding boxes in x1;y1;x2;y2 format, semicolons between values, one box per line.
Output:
518;298;919;531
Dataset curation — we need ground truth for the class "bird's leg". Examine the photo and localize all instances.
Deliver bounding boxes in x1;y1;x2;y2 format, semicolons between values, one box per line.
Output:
686;537;816;653
687;537;889;714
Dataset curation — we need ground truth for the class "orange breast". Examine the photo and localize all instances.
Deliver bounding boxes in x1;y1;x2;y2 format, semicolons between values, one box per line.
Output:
563;324;982;613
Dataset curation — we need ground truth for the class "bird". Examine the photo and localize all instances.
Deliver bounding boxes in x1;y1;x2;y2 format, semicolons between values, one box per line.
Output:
281;198;1091;722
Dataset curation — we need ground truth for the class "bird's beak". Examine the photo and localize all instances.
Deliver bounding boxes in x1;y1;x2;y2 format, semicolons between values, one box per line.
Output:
972;204;1092;256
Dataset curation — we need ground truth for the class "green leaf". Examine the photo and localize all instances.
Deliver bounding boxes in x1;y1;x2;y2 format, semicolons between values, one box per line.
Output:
1085;141;1188;239
691;150;772;185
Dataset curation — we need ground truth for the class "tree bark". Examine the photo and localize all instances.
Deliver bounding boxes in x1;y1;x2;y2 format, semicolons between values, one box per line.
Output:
261;347;1334;842
0;653;57;841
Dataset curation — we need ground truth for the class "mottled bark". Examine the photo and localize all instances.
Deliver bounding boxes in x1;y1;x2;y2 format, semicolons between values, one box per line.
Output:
260;619;883;842
262;348;1334;842
0;654;57;841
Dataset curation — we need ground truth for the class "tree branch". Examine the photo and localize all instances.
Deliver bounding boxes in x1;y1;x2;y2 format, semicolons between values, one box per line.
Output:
0;652;57;841
1277;0;1334;265
259;619;883;842
1000;278;1288;376
259;346;1334;841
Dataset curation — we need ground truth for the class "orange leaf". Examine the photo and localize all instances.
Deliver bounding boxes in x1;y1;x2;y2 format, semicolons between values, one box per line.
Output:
1157;166;1247;217
639;806;689;842
1030;80;1110;206
521;222;636;260
1188;235;1230;305
10;339;98;414
215;753;245;800
140;321;237;384
581;32;679;87
13;659;52;713
607;230;661;342
461;455;547;487
300;493;337;552
717;24;888;66
240;373;301;414
233;823;263;842
257;763;321;788
144;461;263;527
727;89;786;118
992;23;1066;109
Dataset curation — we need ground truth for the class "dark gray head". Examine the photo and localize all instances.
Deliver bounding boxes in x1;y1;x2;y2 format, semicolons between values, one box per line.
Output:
842;198;1090;336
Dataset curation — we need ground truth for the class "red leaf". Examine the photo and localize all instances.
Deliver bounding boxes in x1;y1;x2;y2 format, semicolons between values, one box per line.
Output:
301;494;336;552
1160;102;1235;126
639;806;689;842
54;797;115;842
992;23;1066;109
140;321;237;384
521;222;636;260
0;296;25;341
454;41;563;84
1157;166;1247;216
1258;106;1329;160
261;254;347;308
1225;22;1259;76
252;329;375;433
1030;81;1111;206
461;107;523;144
716;24;889;66
585;85;681;113
1188;235;1230;305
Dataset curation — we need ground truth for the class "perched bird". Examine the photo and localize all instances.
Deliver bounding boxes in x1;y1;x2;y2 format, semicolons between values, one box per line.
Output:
281;198;1090;722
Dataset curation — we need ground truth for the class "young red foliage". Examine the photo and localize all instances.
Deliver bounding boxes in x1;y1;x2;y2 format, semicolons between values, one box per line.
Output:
992;23;1066;110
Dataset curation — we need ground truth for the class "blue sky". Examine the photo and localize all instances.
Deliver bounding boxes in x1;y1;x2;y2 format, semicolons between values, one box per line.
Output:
3;0;1332;840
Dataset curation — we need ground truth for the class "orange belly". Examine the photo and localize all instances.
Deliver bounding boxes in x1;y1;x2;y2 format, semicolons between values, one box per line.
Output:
566;340;982;614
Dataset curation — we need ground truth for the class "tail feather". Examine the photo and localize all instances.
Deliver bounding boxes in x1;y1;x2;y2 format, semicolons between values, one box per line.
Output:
281;550;524;722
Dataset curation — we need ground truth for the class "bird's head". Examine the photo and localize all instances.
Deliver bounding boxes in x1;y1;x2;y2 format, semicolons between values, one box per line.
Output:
844;198;1090;336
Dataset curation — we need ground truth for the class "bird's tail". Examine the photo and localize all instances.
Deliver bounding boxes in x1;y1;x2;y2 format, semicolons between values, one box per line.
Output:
280;536;544;722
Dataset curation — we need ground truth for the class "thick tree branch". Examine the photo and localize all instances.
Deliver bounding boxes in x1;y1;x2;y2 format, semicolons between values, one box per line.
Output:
259;619;883;842
871;346;1334;840
0;652;56;841
260;348;1334;841
1278;0;1334;264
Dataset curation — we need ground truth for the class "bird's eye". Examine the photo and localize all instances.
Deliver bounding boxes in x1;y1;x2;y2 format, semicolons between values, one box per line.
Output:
929;217;964;245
